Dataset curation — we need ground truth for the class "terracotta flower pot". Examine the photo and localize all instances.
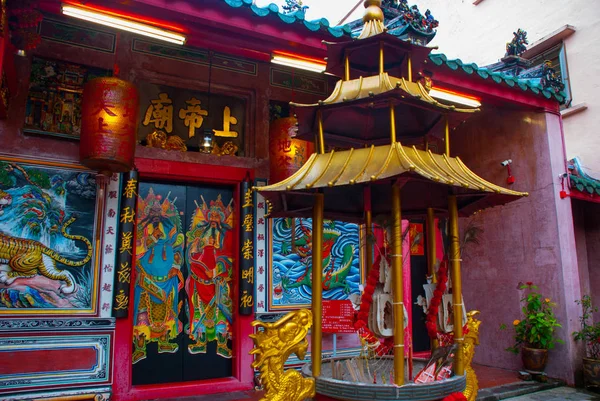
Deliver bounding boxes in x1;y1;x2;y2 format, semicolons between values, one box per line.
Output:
583;357;600;389
521;347;548;372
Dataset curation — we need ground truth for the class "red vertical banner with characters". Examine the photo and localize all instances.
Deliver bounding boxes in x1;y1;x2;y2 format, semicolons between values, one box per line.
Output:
239;177;254;315
254;179;268;313
112;170;138;318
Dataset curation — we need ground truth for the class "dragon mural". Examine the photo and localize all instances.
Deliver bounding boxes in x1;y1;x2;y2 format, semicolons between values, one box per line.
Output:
270;218;361;309
0;160;96;309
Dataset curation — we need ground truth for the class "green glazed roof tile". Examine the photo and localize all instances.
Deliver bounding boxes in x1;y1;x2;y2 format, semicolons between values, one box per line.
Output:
222;0;349;38
569;158;600;196
427;52;564;103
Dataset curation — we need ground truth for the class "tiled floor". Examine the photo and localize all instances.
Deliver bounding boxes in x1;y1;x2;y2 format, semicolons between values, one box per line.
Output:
473;362;522;388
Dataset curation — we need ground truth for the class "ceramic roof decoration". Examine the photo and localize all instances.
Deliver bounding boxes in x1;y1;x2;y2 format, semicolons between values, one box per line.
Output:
568;157;600;197
221;0;351;38
346;0;438;45
505;29;528;57
282;0;308;14
428;53;566;103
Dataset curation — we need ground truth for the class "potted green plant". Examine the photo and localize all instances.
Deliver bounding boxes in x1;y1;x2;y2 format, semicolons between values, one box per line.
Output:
573;295;600;388
504;282;563;372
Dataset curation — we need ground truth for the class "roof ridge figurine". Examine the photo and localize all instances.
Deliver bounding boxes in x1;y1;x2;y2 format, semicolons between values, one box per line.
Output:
505;28;528;57
282;0;308;15
348;0;438;44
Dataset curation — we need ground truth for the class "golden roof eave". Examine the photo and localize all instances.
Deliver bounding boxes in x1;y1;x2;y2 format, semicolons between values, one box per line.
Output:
258;143;527;219
290;73;479;114
259;143;525;196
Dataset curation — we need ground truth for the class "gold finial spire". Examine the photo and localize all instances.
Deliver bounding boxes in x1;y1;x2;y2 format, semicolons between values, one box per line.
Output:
358;0;385;39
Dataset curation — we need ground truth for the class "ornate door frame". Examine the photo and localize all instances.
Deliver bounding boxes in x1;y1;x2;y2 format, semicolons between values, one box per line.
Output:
113;157;255;401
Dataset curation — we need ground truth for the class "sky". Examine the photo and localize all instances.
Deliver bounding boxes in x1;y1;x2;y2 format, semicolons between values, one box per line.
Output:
254;0;431;27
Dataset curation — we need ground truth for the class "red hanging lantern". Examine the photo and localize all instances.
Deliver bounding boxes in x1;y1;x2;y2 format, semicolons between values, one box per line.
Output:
269;116;314;183
79;77;139;174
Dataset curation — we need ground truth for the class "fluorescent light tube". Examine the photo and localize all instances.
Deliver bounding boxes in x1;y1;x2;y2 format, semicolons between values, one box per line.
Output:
62;5;186;45
429;88;481;108
271;54;326;73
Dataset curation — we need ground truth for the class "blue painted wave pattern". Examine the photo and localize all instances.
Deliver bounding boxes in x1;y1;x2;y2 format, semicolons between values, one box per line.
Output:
270;218;361;308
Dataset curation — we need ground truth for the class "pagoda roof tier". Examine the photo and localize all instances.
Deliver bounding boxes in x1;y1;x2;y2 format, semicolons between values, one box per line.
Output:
257;143;527;222
323;32;432;78
291;73;478;146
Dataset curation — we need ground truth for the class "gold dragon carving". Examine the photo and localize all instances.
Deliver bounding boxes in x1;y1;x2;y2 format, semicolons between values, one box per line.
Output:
250;309;316;401
462;310;482;401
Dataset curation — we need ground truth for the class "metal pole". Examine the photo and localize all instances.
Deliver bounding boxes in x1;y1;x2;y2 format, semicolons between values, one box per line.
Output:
448;195;464;375
365;186;373;273
407;53;412;82
391;183;405;385
317;110;326;154
390;104;396;144
426;207;439;350
379;41;384;75
426;208;437;284
445;117;450;157
311;192;325;377
344;53;350;81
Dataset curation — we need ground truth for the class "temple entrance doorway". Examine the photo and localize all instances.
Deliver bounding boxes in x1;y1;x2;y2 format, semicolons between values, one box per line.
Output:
131;181;235;385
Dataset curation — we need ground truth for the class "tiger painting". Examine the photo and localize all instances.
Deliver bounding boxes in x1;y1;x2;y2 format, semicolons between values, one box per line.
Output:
0;217;93;294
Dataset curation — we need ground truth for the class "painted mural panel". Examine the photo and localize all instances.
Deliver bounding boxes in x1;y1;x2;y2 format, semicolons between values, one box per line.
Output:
0;158;97;313
185;192;234;358
133;184;185;364
24;57;111;140
269;218;362;310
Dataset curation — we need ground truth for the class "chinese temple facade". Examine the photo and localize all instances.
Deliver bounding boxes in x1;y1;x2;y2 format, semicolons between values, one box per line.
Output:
0;0;584;400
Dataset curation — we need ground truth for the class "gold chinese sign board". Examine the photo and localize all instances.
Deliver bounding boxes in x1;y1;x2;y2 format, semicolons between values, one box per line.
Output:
137;82;246;155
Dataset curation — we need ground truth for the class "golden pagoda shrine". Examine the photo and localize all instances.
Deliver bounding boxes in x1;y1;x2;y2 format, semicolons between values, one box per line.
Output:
253;1;528;400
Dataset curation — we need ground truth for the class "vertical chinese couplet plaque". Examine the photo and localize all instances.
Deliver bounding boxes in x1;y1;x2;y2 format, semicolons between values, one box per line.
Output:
239;178;254;315
112;170;139;317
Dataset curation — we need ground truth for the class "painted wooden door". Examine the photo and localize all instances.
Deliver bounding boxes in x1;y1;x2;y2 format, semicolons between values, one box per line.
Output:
131;181;234;385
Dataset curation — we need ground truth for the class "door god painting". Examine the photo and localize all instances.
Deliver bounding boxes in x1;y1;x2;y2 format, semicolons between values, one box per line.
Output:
186;194;234;358
133;187;185;364
0;158;97;312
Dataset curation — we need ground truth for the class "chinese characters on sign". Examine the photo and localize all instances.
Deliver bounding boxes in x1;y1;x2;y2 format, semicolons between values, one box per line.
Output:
137;82;246;154
239;178;255;315
112;170;139;318
322;300;356;334
254;179;268;313
100;174;121;317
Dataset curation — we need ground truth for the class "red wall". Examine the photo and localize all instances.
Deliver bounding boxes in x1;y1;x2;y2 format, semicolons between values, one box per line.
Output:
1;16;329;401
